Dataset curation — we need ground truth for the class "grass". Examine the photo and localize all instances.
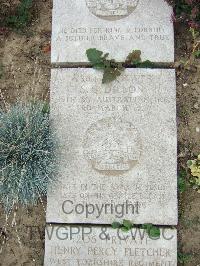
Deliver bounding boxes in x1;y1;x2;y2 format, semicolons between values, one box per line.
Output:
178;169;187;193
178;252;192;264
0;101;57;213
0;64;3;79
5;0;33;30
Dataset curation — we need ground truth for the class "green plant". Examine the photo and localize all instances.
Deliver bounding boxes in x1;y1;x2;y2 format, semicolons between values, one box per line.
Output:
125;50;155;68
86;49;154;84
178;169;187;193
141;224;161;238
190;28;200;58
0;64;3;79
86;48;124;84
178;252;192;264
112;220;133;232
111;220;160;238
187;154;200;192
0;101;57;213
178;27;200;68
174;0;200;29
6;0;33;30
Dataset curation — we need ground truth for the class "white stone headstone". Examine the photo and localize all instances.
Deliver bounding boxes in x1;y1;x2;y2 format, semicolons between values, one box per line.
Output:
51;0;174;65
44;225;177;265
47;68;177;225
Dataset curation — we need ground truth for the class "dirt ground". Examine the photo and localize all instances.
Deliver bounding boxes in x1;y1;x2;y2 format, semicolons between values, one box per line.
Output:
0;0;200;265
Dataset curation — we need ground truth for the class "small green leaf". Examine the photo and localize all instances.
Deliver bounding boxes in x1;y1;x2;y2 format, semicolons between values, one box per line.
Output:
102;68;121;84
142;224;160;238
141;223;149;229
111;222;121;229
126;50;142;64
86;48;104;65
187;160;193;167
178;175;187;193
93;62;105;69
177;252;192;263
42;102;50;114
147;226;160;238
194;50;200;58
0;64;3;79
138;60;155;68
121;226;130;232
123;219;133;230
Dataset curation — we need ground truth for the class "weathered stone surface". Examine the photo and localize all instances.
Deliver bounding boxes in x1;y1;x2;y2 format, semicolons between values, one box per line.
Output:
47;68;177;225
44;225;177;265
51;0;174;65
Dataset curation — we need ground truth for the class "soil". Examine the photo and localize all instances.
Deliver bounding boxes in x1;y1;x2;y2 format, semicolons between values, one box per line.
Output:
0;0;200;265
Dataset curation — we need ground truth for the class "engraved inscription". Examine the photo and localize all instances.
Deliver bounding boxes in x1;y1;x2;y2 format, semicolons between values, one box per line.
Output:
83;117;141;174
47;69;177;224
59;26;170;44
86;0;139;21
45;226;177;266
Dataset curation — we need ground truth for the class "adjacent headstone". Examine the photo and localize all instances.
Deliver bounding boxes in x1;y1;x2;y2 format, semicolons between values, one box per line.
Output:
44;225;177;266
51;0;174;65
47;68;177;225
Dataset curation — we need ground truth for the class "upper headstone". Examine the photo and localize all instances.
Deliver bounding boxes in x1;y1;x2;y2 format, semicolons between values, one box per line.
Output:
51;0;174;65
47;68;177;225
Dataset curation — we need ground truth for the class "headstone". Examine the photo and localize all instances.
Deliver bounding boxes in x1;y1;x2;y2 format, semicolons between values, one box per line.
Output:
44;225;177;266
51;0;174;65
47;68;177;225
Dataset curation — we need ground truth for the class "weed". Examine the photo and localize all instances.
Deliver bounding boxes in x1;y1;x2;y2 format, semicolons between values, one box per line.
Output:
0;64;3;79
178;169;187;193
6;0;33;30
86;49;154;84
177;27;200;68
190;28;200;58
178;252;192;264
111;220;161;238
187;154;200;192
174;0;200;29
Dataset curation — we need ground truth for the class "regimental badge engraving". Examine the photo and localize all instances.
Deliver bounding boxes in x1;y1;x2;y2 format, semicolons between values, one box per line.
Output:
83;117;141;175
86;0;139;21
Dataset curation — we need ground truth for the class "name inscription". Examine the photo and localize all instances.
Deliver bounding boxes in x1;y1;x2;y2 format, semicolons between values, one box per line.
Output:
45;227;177;266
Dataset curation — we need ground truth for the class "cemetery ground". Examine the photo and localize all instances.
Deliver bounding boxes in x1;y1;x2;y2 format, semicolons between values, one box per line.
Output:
0;0;200;265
